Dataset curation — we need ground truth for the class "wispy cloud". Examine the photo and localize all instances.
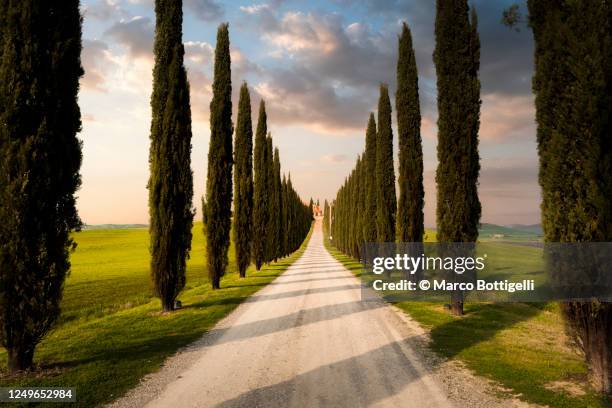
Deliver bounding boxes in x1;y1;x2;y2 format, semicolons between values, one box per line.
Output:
105;16;154;59
81;39;117;91
184;0;225;22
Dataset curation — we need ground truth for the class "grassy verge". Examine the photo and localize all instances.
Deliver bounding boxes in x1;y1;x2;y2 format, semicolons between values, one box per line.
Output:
323;235;610;408
0;223;312;407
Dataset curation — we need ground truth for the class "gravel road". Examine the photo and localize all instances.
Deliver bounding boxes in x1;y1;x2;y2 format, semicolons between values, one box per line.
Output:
110;218;528;408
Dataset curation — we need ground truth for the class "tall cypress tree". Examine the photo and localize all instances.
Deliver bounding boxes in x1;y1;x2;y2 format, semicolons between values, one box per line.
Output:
252;101;268;270
286;174;295;251
205;23;233;290
273;147;283;261
149;0;194;310
281;174;289;257
265;135;275;263
376;85;397;242
357;155;366;252
528;0;612;393
434;0;481;315
396;22;424;243
233;83;253;278
0;0;83;372
363;113;377;243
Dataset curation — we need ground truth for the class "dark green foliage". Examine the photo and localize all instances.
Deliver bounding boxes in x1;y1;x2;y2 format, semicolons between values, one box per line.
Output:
264;135;274;263
281;175;289;256
331;154;367;259
396;22;424;243
353;156;365;257
434;0;481;245
528;0;612;393
252;101;268;270
376;85;396;243
363;113;377;243
357;155;366;249
205;23;233;290
149;0;194;310
250;117;309;267
273;147;283;261
233;83;253;278
0;0;83;372
283;175;312;254
331;112;382;260
501;3;525;31
434;0;481;316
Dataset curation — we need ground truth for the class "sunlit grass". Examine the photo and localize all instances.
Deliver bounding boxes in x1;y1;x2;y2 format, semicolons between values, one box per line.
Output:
323;235;610;408
0;223;312;407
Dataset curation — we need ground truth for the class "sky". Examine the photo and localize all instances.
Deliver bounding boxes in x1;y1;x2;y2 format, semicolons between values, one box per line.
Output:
78;0;538;227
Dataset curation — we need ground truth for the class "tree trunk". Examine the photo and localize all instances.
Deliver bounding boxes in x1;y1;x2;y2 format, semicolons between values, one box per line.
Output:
451;291;464;316
563;301;612;394
162;299;174;312
239;270;246;278
8;346;34;374
212;277;221;290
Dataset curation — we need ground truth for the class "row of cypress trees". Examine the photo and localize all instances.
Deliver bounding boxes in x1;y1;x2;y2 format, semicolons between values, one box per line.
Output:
329;2;481;316
329;22;427;257
0;0;311;373
329;21;427;254
331;0;612;394
330;84;400;258
151;14;312;305
250;100;312;272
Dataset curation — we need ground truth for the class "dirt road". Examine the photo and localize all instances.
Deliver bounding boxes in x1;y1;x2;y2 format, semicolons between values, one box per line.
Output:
111;218;511;408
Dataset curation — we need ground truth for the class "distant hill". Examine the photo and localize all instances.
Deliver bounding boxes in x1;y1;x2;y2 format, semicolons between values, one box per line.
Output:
424;224;542;241
83;224;147;230
479;223;542;241
507;224;543;235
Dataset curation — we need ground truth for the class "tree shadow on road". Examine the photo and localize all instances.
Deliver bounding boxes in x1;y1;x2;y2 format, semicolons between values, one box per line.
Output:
213;338;435;408
198;300;385;346
243;284;362;303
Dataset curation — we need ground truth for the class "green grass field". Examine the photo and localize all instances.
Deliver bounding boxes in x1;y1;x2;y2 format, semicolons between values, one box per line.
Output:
323;234;611;408
0;223;312;407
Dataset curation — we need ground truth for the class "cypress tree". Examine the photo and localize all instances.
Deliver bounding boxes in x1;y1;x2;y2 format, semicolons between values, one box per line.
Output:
396;22;424;243
281;174;289;256
434;0;481;315
149;0;194;309
357;155;366;254
354;158;365;258
273;147;282;261
287;174;295;251
528;0;612;393
347;168;356;257
205;23;233;290
0;0;83;372
265;135;275;263
376;85;397;242
363;114;378;243
252;101;268;270
233;83;253;278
